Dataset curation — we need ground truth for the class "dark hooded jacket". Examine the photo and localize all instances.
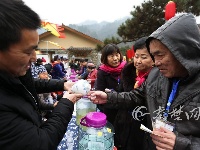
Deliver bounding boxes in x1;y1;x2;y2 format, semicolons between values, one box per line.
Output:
0;69;74;150
106;13;200;150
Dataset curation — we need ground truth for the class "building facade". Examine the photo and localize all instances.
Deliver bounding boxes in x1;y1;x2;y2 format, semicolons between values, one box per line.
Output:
37;24;103;65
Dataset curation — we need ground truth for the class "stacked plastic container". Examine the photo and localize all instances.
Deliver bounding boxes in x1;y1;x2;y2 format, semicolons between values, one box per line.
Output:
69;69;78;82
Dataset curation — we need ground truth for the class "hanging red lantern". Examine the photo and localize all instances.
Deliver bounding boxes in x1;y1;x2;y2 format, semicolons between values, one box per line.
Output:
130;46;135;58
130;50;134;58
126;49;132;62
126;49;132;60
165;1;176;20
126;49;134;62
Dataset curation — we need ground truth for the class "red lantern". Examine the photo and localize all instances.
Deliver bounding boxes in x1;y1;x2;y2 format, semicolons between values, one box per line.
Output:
130;46;135;58
165;1;176;20
126;49;135;61
126;49;132;60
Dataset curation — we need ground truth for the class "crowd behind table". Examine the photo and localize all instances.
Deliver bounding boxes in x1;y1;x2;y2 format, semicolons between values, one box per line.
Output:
32;57;98;150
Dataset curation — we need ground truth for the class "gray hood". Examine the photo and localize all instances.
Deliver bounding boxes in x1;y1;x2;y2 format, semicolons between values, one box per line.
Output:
147;13;200;77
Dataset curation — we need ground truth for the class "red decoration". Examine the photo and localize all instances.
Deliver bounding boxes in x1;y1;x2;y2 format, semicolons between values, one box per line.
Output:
130;46;135;57
126;48;135;61
41;21;66;38
126;50;131;59
165;1;176;20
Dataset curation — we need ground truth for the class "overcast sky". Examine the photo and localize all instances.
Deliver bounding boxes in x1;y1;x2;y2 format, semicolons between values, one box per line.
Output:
23;0;200;25
23;0;145;25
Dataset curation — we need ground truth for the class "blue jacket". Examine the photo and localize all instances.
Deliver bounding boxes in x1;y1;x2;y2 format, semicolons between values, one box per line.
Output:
51;62;65;79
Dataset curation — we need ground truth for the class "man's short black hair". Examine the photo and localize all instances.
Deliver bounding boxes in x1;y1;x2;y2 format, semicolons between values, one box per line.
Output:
53;55;61;61
0;0;41;51
36;58;43;64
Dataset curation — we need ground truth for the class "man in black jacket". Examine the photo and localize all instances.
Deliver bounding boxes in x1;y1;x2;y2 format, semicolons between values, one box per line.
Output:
89;13;200;150
0;1;82;150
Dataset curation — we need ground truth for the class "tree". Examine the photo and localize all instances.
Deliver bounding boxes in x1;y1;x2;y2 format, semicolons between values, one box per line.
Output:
96;0;200;55
120;45;130;56
117;0;200;43
176;0;200;14
96;37;121;52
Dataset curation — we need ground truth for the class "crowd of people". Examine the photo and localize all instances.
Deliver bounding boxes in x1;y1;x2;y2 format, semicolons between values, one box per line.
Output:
0;0;200;150
30;55;98;121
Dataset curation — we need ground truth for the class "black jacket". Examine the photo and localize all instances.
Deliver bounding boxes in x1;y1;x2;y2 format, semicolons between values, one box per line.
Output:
106;14;200;150
96;69;121;125
0;70;74;150
115;62;147;150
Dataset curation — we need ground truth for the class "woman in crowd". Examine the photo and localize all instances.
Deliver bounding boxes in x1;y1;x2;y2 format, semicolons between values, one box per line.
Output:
95;43;126;131
115;37;154;150
133;38;154;89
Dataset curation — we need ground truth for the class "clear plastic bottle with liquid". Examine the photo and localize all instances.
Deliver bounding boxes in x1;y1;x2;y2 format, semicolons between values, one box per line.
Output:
76;96;96;126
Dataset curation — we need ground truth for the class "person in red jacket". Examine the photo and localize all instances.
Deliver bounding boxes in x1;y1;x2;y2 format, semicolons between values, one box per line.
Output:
41;57;46;63
86;62;97;89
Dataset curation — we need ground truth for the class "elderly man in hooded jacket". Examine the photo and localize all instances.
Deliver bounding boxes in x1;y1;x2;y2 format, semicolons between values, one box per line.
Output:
88;13;200;150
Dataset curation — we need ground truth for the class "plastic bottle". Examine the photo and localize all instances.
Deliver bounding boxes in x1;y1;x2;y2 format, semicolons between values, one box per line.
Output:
78;112;114;150
76;96;96;126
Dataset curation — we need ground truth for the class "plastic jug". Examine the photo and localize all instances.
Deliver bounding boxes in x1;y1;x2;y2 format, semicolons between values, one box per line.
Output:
76;96;96;126
78;112;114;150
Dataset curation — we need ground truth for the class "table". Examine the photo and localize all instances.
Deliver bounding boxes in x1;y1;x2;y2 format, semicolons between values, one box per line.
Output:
57;107;115;150
57;113;79;150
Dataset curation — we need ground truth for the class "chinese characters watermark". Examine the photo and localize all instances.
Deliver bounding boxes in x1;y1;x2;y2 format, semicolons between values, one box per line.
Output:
131;105;200;121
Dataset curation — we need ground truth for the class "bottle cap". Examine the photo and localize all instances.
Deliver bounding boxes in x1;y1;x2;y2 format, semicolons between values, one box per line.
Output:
80;112;107;128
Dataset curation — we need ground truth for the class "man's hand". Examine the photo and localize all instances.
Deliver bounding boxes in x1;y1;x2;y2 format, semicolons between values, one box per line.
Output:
53;101;59;107
87;91;108;104
62;92;83;104
64;81;75;93
151;127;176;150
